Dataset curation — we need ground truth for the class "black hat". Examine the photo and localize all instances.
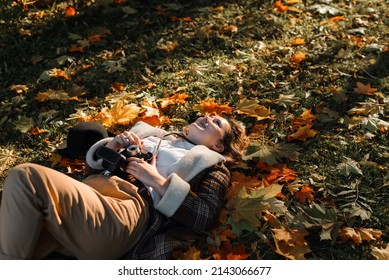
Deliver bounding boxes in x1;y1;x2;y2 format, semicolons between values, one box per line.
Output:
57;122;108;159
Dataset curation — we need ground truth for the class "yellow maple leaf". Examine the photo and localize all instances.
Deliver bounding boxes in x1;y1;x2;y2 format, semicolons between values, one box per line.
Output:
193;99;234;115
157;93;189;109
110;101;143;125
94;101;142;127
272;227;311;260
354;81;377;95
236;98;272;120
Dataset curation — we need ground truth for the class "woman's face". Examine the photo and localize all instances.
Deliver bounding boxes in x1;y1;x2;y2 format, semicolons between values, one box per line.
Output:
186;115;231;152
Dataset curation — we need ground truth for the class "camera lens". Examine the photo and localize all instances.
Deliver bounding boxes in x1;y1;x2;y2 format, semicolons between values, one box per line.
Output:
126;145;140;157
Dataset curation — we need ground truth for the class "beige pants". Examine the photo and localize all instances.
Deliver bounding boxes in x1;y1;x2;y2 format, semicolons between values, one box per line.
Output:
0;163;149;260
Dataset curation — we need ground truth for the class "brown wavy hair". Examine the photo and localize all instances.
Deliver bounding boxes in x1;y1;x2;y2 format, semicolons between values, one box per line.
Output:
220;117;250;163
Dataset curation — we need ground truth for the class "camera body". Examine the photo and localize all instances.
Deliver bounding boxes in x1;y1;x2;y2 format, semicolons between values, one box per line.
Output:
122;145;153;162
95;145;153;175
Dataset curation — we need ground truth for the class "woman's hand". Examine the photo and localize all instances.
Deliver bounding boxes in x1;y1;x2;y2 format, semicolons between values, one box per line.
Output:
106;131;141;151
126;156;167;196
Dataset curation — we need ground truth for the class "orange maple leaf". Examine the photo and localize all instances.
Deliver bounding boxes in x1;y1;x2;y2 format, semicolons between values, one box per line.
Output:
287;124;318;141
292;109;317;126
110;82;125;92
69;43;84;52
49;68;71;80
291;38;305;46
257;162;297;185
88;34;102;44
272;227;311;260
65;6;76;16
294;185;314;203
59;158;85;173
28;127;48;136
354;81;377;95
194;99;234;115
274;0;289;12
330;15;345;22
157;93;189;109
290;52;306;68
138;115;170;127
210;240;250;260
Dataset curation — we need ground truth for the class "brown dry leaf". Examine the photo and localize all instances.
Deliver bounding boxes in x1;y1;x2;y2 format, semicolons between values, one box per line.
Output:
223;25;239;34
157;93;189;109
339;227;382;245
110;82;125;92
158;40;179;52
35;89;74;102
172;246;202;260
193;99;234;115
47;68;71;80
28;127;48;136
88;34;102;44
263;210;281;228
272;227;311;259
69;43;84;53
236;98;272;120
354;81;377;95
9;84;29;94
224;171;262;207
371;244;389;260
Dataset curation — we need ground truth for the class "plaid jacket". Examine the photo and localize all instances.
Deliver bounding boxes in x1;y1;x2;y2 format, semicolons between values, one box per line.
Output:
124;163;230;259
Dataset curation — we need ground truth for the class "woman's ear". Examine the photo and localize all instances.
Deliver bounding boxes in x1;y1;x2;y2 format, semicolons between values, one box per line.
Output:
211;141;225;153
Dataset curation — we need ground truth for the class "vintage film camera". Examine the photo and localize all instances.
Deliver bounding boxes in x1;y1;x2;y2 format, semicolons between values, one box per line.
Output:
95;145;153;175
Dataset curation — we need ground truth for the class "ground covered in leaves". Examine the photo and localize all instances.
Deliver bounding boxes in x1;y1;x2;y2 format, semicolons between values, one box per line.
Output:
0;0;388;260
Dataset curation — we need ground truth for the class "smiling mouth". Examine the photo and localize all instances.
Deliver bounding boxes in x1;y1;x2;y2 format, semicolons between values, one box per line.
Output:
196;118;208;129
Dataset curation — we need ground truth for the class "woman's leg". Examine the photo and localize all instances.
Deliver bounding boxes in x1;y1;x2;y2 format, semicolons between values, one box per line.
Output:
0;163;149;259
